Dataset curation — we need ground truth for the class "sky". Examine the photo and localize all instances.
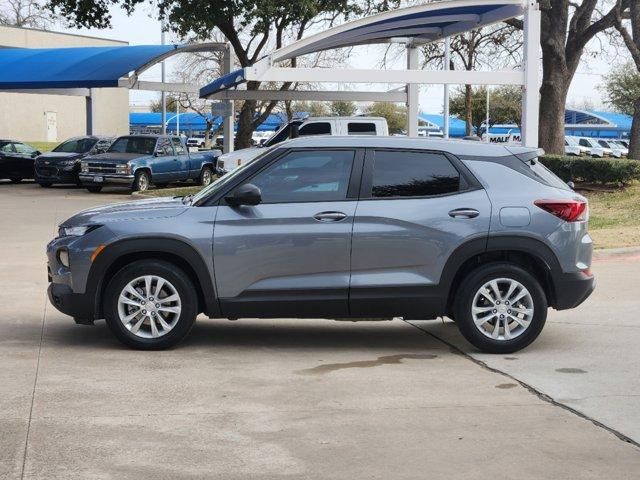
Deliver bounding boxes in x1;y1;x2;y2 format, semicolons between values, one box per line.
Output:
60;5;626;115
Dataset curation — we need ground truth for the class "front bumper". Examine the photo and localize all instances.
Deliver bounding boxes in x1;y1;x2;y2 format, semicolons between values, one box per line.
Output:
48;283;94;324
35;164;80;184
79;174;135;186
553;271;595;310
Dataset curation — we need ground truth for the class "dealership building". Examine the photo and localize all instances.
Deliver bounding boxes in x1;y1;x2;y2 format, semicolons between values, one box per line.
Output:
0;26;129;142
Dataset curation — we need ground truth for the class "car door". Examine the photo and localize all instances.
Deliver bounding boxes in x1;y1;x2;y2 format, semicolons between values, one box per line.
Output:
152;137;177;182
171;137;190;180
350;148;491;318
213;148;363;318
11;142;37;178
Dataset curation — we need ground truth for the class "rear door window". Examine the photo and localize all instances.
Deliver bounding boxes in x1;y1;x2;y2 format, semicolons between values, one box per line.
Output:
369;150;461;198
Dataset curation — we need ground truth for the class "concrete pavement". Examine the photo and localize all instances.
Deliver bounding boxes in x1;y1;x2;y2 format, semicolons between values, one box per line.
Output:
1;181;639;479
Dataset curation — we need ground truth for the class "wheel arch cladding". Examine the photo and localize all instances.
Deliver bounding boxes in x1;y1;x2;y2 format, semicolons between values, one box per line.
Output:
441;235;561;315
87;237;219;319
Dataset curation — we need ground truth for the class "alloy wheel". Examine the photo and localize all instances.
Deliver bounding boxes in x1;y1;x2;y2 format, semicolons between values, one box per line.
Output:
471;278;534;341
117;275;182;339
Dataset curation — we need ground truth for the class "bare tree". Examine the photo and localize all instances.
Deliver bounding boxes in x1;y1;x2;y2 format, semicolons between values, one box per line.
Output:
0;0;58;28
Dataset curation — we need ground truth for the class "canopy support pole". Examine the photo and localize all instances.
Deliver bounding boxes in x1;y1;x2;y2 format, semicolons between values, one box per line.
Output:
85;88;96;136
522;0;540;148
222;44;235;154
406;44;419;137
443;37;451;139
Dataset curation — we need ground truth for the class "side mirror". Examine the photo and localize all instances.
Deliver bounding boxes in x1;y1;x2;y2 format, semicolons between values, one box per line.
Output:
32;151;41;158
290;124;300;139
225;183;262;206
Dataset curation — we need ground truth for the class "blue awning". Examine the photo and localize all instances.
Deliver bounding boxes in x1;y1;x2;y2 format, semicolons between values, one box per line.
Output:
199;69;246;98
0;45;177;89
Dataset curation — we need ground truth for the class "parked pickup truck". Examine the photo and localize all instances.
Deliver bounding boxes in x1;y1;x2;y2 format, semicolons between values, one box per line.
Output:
216;116;389;174
79;135;221;193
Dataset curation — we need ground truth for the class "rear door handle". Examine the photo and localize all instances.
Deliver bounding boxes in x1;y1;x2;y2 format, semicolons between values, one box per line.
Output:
314;211;348;222
448;208;480;219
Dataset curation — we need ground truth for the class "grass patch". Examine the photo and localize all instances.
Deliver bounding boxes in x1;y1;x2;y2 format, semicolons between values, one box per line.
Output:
581;182;640;249
140;185;205;198
27;141;59;152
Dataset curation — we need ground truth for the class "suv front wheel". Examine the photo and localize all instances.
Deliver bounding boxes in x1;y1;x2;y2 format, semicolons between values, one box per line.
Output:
453;263;547;354
104;260;198;349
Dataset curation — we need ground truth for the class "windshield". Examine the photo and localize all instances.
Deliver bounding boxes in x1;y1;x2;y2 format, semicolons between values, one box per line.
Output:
108;137;157;155
53;137;97;153
193;147;275;204
565;137;579;146
264;120;303;147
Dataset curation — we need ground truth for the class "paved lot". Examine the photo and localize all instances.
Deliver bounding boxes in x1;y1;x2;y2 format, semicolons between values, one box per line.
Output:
1;181;639;479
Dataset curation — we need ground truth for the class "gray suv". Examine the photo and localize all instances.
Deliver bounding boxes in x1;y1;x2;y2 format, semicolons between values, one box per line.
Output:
46;137;594;353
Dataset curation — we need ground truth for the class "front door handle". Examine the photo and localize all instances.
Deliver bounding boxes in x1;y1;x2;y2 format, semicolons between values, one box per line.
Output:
448;208;480;219
314;211;348;222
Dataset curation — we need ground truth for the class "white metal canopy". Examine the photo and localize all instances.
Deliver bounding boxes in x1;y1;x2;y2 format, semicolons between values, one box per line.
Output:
201;0;541;147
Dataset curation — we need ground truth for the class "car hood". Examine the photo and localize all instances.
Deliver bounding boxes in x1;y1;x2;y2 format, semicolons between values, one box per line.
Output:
36;152;86;163
61;196;189;227
83;152;147;164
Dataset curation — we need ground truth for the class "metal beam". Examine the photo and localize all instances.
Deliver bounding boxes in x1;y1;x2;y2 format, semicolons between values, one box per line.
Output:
118;79;200;93
206;89;407;102
1;88;91;96
406;46;419;137
246;66;525;86
222;45;234;154
521;1;541;148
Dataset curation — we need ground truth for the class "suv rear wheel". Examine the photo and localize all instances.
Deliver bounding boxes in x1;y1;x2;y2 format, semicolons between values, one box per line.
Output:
104;260;198;350
453;263;547;354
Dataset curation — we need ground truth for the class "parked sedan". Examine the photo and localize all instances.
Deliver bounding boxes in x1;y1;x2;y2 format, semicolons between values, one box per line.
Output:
35;136;114;187
0;140;41;183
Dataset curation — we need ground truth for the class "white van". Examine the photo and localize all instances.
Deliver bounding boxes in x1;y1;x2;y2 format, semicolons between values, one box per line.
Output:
217;117;389;173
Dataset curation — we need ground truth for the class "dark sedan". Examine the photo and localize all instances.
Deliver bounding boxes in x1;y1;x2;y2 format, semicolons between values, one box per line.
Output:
35;136;114;187
0;140;41;183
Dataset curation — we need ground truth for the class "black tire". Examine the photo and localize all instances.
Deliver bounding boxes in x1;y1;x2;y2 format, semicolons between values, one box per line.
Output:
38;182;53;188
103;260;198;350
453;263;548;354
86;186;103;193
9;178;22;184
132;170;150;192
198;166;213;187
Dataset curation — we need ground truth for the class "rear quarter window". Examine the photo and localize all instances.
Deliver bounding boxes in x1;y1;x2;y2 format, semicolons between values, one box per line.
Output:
527;159;571;190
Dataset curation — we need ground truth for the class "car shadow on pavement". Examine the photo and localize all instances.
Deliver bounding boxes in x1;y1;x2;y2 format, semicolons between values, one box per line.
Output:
40;317;452;352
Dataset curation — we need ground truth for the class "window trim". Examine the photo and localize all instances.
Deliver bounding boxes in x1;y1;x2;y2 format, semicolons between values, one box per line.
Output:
217;147;365;206
359;148;481;201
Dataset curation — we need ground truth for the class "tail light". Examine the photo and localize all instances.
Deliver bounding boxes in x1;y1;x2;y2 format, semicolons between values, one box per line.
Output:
534;199;587;222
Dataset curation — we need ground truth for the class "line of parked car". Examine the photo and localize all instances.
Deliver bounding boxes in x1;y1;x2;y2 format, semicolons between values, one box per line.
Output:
0;135;221;192
565;136;630;158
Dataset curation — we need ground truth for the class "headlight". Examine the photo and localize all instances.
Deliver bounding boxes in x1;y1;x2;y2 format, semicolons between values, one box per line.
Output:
81;162;89;173
58;225;101;237
115;164;131;175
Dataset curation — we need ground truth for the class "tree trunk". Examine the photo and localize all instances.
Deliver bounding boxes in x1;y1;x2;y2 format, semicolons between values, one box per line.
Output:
235;101;256;149
630;100;640;160
464;84;473;136
538;67;569;155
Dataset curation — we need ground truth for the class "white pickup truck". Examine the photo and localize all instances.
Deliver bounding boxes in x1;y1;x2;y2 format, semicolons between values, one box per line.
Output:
216;116;389;173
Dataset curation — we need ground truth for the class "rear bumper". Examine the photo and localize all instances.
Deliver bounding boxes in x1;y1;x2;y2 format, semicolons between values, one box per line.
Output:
552;271;595;310
48;283;94;323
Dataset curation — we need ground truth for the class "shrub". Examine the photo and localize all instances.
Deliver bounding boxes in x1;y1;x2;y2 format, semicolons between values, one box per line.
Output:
539;155;640;185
